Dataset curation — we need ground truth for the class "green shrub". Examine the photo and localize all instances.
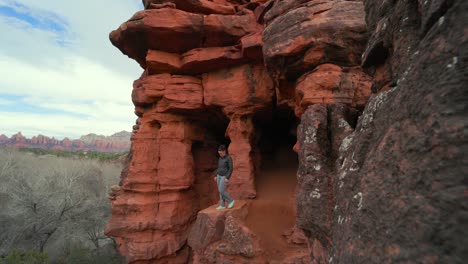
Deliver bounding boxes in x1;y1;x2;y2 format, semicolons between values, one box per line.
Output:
1;249;49;264
57;245;123;264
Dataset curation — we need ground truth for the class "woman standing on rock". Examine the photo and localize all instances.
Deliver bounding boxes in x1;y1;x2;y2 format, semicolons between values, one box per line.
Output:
214;145;235;210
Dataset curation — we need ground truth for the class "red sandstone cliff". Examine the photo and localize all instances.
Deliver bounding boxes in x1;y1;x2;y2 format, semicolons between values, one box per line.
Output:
106;0;466;263
0;131;131;153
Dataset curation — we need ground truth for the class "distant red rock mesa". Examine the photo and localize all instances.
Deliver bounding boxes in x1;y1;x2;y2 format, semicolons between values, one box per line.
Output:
106;0;466;263
0;131;131;153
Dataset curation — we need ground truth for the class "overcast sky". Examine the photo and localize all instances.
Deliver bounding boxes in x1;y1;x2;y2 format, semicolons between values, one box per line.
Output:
0;0;143;139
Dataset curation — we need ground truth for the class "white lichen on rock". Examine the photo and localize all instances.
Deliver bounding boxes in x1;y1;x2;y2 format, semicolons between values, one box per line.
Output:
447;56;458;68
338;118;351;129
353;192;363;210
306;155;317;162
338;215;344;225
338;180;344;189
304;125;317;144
339;134;353;153
310;188;321;199
359;90;392;132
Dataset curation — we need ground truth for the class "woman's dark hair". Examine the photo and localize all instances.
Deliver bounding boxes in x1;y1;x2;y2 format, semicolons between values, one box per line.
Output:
218;145;226;151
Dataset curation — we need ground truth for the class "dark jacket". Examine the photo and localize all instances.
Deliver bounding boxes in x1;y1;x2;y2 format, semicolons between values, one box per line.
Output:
217;155;233;179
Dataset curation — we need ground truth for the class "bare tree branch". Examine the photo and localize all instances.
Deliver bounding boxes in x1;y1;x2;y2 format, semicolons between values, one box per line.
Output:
0;149;122;256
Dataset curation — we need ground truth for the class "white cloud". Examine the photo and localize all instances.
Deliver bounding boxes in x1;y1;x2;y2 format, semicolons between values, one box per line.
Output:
0;53;137;138
0;98;14;106
0;14;71;69
0;0;144;139
21;96;135;122
0;54;134;103
0;0;144;75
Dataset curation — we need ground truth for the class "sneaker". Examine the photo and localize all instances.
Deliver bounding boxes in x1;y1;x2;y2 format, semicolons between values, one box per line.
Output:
216;205;225;210
228;200;235;209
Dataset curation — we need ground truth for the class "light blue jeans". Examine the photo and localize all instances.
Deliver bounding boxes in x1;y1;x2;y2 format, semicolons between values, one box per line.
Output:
217;175;233;206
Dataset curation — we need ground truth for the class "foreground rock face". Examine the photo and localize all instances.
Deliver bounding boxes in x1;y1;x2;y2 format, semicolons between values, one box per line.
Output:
294;0;468;263
0;131;131;152
107;0;466;263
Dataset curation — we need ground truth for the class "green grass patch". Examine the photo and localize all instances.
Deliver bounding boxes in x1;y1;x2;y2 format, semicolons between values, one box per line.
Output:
16;148;128;161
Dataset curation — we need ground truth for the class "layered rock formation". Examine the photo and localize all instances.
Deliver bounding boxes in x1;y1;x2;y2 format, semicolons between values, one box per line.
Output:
0;131;131;152
107;0;466;263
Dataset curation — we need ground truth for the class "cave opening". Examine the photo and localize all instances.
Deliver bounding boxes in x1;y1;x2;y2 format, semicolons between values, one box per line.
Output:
254;105;298;198
191;110;231;211
244;105;300;259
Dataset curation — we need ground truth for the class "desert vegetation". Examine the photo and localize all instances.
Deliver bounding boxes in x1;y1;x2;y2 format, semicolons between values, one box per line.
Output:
0;148;124;263
17;148;128;162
